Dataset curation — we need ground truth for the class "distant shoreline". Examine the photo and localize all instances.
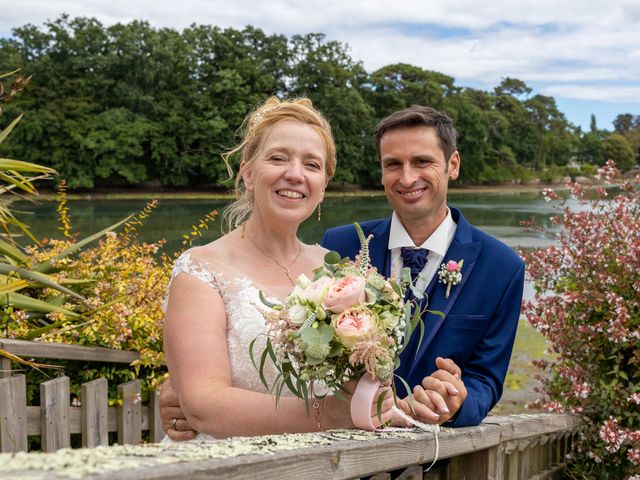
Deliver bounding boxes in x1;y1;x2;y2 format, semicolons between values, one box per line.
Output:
30;181;582;201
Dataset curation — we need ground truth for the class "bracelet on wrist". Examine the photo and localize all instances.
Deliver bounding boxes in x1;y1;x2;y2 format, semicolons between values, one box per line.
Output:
312;398;322;431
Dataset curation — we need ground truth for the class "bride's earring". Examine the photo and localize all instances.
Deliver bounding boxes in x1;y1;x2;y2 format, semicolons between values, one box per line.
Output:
317;203;322;221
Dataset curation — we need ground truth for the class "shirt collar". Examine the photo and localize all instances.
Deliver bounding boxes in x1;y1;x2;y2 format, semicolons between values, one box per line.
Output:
388;208;454;257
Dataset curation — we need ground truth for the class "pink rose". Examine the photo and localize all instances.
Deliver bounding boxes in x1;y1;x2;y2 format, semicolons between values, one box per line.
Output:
446;260;461;272
323;276;366;313
332;307;376;349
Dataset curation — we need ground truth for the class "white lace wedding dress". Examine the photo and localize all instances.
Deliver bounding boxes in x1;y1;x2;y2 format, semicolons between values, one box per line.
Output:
162;252;291;443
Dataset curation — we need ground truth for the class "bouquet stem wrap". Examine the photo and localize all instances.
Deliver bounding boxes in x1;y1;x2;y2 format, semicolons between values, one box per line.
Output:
351;375;441;472
350;375;384;431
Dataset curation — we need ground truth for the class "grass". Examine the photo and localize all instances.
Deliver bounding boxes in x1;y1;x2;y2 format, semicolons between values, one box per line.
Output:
491;318;551;415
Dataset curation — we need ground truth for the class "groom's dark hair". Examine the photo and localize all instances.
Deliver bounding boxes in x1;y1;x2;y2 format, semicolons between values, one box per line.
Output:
374;105;458;163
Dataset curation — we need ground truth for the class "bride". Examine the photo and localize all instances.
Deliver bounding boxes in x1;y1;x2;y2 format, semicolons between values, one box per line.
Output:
163;97;402;439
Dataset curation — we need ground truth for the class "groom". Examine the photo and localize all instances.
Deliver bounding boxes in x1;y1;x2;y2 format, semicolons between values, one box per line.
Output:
160;105;524;437
321;106;524;427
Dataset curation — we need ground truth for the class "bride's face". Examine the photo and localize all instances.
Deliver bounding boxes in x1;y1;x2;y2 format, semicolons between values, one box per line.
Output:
242;119;328;225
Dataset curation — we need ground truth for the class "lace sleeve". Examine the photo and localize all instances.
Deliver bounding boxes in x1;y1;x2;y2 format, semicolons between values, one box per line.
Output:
170;252;224;291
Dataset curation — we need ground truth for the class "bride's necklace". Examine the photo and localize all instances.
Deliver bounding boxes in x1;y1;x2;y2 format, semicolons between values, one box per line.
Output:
242;224;302;287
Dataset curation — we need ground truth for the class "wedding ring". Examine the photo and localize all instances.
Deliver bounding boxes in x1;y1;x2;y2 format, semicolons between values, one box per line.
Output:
171;418;178;430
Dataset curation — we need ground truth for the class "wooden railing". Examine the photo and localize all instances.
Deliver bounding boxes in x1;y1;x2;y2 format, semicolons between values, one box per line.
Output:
0;339;583;479
0;338;163;452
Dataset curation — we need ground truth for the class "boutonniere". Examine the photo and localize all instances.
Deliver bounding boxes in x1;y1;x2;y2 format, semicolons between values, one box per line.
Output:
438;259;464;299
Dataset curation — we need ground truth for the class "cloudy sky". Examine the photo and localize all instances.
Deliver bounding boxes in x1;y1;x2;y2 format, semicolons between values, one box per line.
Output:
1;0;639;130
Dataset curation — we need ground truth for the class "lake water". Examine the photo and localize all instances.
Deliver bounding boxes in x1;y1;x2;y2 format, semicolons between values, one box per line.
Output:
14;190;561;304
15;190;559;253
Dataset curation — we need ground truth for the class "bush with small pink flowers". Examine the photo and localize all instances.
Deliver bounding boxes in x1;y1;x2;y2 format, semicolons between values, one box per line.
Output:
522;160;639;479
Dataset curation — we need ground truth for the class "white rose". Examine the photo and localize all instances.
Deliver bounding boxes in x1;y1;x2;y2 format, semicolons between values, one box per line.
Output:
379;310;400;330
288;304;309;325
299;276;334;305
296;274;312;289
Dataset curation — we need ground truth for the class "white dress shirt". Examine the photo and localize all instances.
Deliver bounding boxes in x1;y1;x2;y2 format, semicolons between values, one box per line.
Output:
389;209;457;294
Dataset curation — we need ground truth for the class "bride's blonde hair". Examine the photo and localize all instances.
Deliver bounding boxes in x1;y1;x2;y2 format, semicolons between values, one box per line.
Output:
222;96;336;231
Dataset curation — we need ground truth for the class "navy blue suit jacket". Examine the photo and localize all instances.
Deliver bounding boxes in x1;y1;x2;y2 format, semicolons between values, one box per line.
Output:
320;207;525;427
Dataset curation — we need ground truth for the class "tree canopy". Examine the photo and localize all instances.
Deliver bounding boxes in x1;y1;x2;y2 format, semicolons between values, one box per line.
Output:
0;16;636;189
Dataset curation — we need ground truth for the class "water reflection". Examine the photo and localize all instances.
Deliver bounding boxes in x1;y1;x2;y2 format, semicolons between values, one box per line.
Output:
14;192;560;255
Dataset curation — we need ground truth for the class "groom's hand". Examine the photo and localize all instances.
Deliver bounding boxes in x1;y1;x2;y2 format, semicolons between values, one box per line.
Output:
159;378;197;441
410;357;467;425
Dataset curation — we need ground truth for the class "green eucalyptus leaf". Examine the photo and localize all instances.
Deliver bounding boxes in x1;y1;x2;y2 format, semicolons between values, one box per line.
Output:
400;267;412;285
395;374;414;414
300;324;334;345
324;251;341;265
258;345;271;391
413;318;426;361
376;388;388;425
259;289;278;308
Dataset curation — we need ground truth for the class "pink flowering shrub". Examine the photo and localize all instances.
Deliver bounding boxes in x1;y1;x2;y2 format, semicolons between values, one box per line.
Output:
522;161;639;479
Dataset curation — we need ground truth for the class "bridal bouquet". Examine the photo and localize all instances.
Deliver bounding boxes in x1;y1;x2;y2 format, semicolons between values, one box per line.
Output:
251;224;426;421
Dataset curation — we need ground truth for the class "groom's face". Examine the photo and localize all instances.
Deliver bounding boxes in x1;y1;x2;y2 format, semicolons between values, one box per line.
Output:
380;125;459;228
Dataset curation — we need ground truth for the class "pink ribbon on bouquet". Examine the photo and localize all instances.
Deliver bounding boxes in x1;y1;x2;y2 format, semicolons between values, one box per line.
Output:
350;374;442;473
350;375;384;430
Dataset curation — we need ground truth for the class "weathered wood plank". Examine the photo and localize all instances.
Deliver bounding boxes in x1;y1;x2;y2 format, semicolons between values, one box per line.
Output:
528;465;565;480
0;355;11;379
40;375;70;452
370;473;391;480
26;405;151;435
487;445;504;480
149;388;164;443
0;374;27;452
82;378;108;447
0;339;139;364
424;465;447;480
0;414;584;480
118;380;142;445
505;450;519;480
396;465;422;479
484;414;582;443
448;447;495;480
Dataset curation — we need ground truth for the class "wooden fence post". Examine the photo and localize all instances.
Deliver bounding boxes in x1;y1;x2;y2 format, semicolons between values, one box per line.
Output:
40;375;70;452
0;356;11;379
149;387;164;443
396;465;422;479
448;447;499;480
118;380;141;445
0;374;27;452
81;378;108;447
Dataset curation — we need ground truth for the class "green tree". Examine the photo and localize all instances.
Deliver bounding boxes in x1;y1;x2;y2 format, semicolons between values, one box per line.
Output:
494;77;532;97
603;133;635;171
613;113;635;134
289;33;375;185
444;91;489;183
577;132;605;165
366;63;456;117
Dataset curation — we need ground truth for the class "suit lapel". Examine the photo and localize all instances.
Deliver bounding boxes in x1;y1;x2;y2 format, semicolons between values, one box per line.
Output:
367;219;392;277
407;209;482;378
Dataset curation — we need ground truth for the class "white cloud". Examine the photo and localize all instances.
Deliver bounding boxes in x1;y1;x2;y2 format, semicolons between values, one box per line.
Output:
543;85;640;103
1;0;639;127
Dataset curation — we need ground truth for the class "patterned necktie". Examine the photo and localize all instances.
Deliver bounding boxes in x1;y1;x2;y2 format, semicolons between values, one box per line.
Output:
401;247;429;303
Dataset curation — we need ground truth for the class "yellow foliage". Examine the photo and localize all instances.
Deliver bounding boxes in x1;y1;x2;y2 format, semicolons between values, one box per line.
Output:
1;194;218;397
